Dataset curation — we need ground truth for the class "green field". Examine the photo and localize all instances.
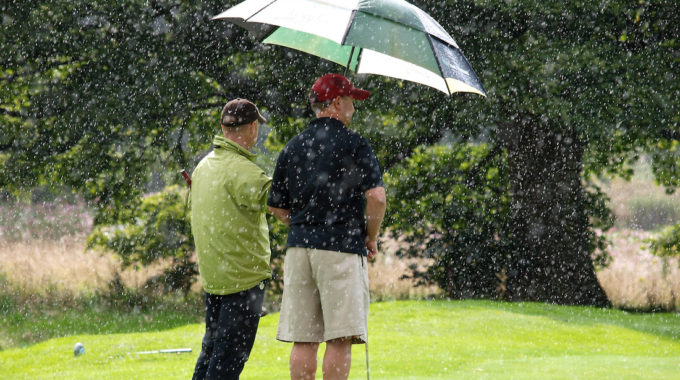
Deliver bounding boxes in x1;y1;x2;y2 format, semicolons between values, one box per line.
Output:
2;300;679;379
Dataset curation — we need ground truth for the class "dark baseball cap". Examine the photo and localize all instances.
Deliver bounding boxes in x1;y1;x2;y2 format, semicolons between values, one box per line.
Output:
221;98;266;127
311;74;370;102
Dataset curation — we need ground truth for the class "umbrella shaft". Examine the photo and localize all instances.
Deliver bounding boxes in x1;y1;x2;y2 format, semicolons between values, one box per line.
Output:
344;46;356;77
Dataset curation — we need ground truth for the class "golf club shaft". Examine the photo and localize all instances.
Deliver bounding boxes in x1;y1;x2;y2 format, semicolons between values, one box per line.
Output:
135;348;192;354
365;337;370;380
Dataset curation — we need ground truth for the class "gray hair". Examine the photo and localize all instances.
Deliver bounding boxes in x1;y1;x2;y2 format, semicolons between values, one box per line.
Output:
309;89;333;115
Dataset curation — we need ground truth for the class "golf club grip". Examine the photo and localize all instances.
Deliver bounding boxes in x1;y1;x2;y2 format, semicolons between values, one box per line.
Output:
180;169;192;188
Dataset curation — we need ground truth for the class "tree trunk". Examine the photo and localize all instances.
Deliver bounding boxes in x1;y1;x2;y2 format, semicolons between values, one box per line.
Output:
500;120;610;306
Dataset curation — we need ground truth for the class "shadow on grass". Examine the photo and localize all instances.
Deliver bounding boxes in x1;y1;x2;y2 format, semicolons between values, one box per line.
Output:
432;299;680;342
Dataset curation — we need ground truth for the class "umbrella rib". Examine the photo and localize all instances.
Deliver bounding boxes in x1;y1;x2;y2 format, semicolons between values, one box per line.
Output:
244;0;279;23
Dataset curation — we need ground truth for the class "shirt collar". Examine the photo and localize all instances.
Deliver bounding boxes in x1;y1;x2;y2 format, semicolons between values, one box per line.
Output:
311;117;346;129
212;135;256;162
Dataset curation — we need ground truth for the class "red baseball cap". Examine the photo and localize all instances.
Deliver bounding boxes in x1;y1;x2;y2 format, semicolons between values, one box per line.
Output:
311;73;370;102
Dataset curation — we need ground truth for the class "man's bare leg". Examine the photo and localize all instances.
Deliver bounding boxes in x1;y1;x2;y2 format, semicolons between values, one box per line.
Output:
322;338;352;380
290;342;320;380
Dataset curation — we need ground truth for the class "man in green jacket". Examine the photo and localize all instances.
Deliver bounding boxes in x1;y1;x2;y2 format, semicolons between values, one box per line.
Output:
191;98;272;380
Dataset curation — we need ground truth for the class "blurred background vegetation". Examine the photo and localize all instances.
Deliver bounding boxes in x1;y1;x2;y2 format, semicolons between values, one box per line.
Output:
1;0;680;349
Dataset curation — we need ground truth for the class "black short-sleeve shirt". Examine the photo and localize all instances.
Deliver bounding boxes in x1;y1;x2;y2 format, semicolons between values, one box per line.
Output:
267;117;384;255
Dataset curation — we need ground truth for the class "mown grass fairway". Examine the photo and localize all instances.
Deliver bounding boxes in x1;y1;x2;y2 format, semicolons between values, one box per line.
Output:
2;300;679;379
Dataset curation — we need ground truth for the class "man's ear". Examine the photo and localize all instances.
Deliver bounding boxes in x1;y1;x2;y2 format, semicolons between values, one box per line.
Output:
331;96;342;110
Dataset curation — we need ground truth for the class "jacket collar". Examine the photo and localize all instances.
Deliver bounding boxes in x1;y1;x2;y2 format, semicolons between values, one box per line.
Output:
212;135;256;162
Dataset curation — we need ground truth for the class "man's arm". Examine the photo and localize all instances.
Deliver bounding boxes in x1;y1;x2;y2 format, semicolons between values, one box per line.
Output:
365;186;386;261
268;206;290;226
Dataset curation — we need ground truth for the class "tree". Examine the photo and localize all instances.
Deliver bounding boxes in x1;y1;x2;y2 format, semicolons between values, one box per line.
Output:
385;144;512;298
1;1;267;212
385;0;678;305
2;0;678;306
0;0;299;292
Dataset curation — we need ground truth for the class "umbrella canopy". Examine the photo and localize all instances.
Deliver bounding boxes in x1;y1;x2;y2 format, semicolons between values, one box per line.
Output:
214;0;486;97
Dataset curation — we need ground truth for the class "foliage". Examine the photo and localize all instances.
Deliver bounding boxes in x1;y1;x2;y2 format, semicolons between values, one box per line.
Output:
407;0;677;305
385;143;512;299
1;0;679;305
648;224;680;260
0;0;263;220
584;180;616;269
87;185;196;294
85;182;289;298
266;217;288;301
2;301;680;379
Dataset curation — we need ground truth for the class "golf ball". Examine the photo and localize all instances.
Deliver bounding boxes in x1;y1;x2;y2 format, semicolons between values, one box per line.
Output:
74;342;85;357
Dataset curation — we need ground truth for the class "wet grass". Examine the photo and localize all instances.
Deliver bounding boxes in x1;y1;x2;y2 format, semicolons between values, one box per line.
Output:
1;299;203;351
1;300;679;379
0;276;204;350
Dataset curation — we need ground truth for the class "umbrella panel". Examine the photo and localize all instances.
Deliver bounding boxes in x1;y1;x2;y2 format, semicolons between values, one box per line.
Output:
247;0;353;44
431;37;485;96
344;12;441;76
263;28;360;71
358;49;450;94
215;0;486;96
263;26;454;94
358;0;456;47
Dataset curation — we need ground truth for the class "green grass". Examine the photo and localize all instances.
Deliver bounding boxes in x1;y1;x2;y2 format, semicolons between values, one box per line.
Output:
0;288;204;350
2;300;679;379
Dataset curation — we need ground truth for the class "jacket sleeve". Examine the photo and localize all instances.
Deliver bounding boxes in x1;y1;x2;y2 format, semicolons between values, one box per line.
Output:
233;163;273;212
240;173;272;211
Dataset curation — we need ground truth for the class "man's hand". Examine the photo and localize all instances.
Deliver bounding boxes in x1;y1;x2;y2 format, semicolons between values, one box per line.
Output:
364;186;385;262
365;239;378;261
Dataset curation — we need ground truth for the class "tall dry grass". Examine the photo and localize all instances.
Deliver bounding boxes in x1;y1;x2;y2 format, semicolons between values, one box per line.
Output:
597;228;680;310
5;230;678;310
368;241;440;300
0;235;437;301
0;237;167;297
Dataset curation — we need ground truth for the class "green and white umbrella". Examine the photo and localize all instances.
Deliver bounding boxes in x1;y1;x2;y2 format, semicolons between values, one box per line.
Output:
214;0;486;97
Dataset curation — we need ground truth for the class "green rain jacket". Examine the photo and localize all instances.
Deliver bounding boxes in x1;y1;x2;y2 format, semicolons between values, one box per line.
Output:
190;135;272;295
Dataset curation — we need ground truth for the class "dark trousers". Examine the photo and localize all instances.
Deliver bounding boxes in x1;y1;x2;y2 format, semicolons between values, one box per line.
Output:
192;283;265;380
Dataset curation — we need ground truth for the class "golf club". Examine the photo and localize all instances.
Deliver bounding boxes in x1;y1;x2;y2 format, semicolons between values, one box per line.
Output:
365;336;370;380
134;348;192;355
180;169;192;188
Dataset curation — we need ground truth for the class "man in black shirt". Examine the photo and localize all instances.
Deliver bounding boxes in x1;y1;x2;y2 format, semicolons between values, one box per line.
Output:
268;73;386;380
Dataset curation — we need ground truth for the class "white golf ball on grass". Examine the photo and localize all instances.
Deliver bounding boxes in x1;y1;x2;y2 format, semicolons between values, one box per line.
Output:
74;342;85;357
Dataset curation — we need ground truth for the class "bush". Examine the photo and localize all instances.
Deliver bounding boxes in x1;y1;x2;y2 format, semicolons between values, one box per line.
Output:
385;144;512;299
647;223;680;260
266;218;287;302
87;185;197;295
87;184;289;301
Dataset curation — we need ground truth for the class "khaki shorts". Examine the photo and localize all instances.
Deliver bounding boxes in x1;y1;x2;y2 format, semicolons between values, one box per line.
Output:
277;247;369;344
